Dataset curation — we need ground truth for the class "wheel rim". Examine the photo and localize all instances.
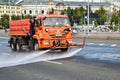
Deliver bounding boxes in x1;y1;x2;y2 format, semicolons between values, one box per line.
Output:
11;43;14;49
34;43;39;50
16;43;20;50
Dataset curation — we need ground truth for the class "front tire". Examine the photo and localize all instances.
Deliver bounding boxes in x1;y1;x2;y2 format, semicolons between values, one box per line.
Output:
34;41;39;51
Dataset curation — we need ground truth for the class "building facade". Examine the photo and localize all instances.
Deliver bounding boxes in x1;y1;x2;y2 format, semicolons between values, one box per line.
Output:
0;4;22;17
0;0;119;17
21;0;112;16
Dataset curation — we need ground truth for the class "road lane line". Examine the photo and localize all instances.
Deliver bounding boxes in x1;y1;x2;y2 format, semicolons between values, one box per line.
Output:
111;44;117;47
99;44;105;46
0;37;9;39
45;61;63;65
87;43;95;45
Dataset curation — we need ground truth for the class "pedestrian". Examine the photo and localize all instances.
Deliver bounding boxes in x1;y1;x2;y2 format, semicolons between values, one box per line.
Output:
29;17;36;37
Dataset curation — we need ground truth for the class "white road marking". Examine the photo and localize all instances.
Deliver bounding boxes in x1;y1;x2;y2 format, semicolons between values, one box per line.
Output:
45;61;63;65
0;37;9;39
1;53;11;56
87;43;117;47
99;44;105;46
111;44;117;47
87;43;95;45
0;42;7;44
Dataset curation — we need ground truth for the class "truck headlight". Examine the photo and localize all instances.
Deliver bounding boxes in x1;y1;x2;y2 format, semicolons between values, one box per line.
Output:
45;28;49;32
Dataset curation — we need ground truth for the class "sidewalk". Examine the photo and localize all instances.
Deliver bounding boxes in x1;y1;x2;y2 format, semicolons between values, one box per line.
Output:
0;30;9;37
73;32;120;40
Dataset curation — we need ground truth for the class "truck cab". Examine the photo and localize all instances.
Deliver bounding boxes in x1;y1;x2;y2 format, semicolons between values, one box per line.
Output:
33;15;72;51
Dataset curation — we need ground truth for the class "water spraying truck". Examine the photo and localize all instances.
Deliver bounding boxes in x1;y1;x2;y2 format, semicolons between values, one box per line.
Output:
9;14;85;51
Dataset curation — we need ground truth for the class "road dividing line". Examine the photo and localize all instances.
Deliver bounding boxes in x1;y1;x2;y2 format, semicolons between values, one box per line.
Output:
0;37;9;39
87;43;95;45
45;61;63;65
99;44;105;46
111;44;117;47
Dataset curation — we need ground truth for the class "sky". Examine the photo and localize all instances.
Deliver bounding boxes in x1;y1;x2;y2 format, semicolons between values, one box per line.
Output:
56;0;118;2
65;0;100;1
61;0;106;2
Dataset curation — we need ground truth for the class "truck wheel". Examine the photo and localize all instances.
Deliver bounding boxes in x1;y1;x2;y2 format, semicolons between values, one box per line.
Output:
16;39;22;51
34;41;39;51
10;40;16;51
61;48;68;52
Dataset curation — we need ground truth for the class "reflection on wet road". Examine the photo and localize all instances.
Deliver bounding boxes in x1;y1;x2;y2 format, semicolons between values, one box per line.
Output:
76;45;120;63
0;38;82;68
0;37;120;68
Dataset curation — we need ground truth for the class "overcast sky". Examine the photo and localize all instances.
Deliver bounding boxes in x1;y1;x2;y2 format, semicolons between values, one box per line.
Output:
62;0;106;2
54;0;116;2
64;0;103;2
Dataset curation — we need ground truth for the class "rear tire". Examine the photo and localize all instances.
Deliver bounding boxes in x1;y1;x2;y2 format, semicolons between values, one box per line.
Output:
10;40;16;51
16;39;22;51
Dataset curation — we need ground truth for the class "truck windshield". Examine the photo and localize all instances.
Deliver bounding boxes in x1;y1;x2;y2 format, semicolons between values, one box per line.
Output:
43;17;70;26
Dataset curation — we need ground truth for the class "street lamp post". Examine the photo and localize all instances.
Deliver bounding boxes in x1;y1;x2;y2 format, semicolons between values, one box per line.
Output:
36;0;38;15
15;0;24;19
15;0;23;5
87;0;90;35
9;0;23;22
9;0;11;22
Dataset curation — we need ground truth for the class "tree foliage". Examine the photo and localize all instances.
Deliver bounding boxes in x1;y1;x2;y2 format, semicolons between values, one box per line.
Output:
93;18;98;28
110;13;118;25
49;8;54;14
61;6;85;26
95;6;107;25
0;14;32;28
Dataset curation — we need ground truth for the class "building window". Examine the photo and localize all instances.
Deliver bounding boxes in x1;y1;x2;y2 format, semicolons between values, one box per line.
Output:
29;10;32;14
17;7;20;9
11;7;15;9
24;10;26;14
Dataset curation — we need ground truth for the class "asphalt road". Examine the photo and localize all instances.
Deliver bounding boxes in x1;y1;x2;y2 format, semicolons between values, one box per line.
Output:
0;57;120;80
0;36;120;80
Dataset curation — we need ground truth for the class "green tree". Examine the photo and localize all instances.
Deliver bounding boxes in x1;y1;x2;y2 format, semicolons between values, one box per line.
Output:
3;19;9;28
1;14;32;28
23;14;32;19
61;6;85;26
49;8;54;14
95;6;107;25
1;14;9;28
11;14;21;20
79;19;84;25
61;10;65;15
93;18;98;28
111;13;118;25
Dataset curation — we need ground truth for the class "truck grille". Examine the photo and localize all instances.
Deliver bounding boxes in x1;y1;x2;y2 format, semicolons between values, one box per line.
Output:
50;34;66;38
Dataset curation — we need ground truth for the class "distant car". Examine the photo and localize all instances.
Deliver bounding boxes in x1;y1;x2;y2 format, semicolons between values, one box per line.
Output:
4;28;10;33
72;28;81;34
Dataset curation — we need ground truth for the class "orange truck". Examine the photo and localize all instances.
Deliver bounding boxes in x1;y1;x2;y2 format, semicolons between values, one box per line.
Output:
9;14;85;51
